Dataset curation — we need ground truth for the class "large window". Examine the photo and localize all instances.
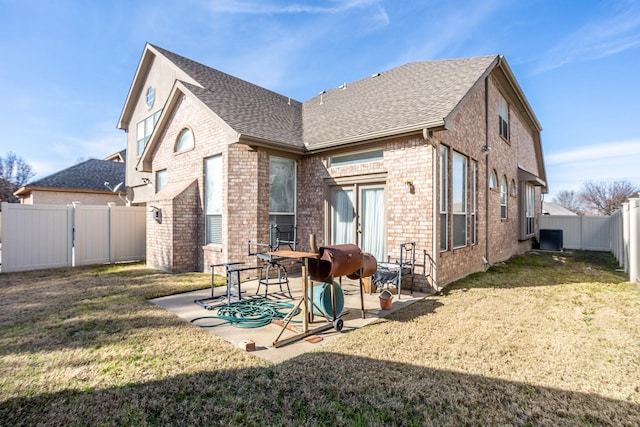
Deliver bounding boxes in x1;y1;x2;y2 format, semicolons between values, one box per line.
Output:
452;152;468;248
136;110;162;157
205;155;222;245
439;146;448;251
498;93;509;140
471;160;477;245
269;156;296;229
500;175;508;219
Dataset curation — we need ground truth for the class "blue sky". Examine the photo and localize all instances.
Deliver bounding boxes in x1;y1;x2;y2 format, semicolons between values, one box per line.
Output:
1;0;639;199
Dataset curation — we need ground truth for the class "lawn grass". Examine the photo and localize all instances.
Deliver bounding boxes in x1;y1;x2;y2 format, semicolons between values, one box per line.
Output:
1;251;639;426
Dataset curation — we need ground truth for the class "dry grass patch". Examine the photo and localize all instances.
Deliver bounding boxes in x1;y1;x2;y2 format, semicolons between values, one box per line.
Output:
1;252;639;426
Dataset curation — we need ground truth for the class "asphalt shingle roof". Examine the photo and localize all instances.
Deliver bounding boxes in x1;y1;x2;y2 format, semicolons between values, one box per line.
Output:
302;56;498;148
25;159;125;192
151;44;498;150
151;45;303;147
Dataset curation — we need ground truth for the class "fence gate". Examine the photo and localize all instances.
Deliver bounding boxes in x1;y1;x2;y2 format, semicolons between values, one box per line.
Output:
1;202;146;273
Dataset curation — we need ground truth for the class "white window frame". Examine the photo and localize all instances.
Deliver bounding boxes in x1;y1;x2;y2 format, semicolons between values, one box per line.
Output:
155;169;167;193
439;145;448;252
500;175;508;219
471;160;477;245
136;110;162;157
175;128;194;153
498;92;509;140
205;155;223;245
452;151;468;249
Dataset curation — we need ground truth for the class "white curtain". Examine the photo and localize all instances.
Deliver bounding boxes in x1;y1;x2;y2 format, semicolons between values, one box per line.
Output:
332;189;354;245
361;188;384;260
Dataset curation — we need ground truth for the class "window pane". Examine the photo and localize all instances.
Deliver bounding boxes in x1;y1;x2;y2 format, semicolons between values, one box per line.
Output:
175;128;194;152
440;213;447;251
330;150;383;167
136;121;145;140
439;146;448;212
452;152;467;248
269;156;295;213
500;176;507;219
156;169;167;192
452;152;467;213
453;214;466;247
205;155;222;245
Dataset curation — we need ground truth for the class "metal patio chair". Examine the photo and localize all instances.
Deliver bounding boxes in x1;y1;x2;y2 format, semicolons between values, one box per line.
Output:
248;224;297;298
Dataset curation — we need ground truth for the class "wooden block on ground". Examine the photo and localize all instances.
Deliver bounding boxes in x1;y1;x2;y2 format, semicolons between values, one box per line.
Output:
238;340;256;352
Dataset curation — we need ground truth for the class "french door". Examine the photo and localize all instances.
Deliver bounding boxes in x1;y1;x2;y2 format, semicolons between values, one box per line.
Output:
329;183;386;261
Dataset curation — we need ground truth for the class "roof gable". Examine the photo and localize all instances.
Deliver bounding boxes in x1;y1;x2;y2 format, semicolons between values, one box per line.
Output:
148;45;303;147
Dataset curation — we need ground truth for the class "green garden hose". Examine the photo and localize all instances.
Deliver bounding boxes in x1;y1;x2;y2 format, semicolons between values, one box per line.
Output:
191;298;299;329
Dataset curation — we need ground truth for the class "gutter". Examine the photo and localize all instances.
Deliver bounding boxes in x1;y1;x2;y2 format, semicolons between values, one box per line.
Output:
305;120;446;153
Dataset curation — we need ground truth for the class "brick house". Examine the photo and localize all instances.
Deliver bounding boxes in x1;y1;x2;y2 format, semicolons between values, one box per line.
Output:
117;43;546;290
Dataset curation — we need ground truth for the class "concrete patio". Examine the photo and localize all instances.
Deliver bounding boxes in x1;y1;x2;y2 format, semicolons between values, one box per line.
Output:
151;273;428;363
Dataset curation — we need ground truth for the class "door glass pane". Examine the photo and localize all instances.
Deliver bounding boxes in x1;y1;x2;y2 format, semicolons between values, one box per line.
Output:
361;187;385;261
331;188;354;245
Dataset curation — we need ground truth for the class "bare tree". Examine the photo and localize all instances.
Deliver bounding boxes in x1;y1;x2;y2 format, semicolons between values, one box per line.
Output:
553;189;585;214
579;180;640;215
0;152;36;203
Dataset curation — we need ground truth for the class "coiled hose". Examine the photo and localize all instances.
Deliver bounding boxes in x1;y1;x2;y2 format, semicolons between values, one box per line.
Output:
191;298;300;329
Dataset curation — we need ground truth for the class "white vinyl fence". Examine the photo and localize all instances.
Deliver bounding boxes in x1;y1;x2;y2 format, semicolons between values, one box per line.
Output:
1;202;146;273
540;197;640;284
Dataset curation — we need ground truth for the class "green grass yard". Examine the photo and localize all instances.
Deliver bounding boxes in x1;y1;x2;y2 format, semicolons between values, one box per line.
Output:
1;251;639;426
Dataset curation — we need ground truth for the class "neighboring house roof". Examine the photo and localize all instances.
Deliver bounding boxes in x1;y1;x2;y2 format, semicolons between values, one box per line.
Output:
14;159;125;196
542;201;578;216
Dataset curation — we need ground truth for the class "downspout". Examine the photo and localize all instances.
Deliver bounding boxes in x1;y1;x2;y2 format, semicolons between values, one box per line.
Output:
432;134;440;291
484;77;491;266
424;127;441;292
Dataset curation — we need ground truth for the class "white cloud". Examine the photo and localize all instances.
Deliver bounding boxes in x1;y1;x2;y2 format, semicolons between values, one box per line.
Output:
204;0;381;15
534;1;640;74
545;140;640;198
546;140;640;165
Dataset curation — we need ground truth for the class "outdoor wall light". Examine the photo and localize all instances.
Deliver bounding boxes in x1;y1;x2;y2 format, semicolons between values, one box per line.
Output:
405;180;415;194
149;205;162;223
141;177;153;187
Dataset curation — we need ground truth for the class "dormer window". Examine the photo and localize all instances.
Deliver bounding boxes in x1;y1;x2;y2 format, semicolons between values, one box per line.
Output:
498;92;509;140
175;128;194;153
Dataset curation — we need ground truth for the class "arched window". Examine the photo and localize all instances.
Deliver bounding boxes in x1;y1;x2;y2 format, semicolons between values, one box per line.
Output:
489;169;498;189
510;179;517;197
175;128;194;152
500;175;508;219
